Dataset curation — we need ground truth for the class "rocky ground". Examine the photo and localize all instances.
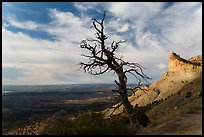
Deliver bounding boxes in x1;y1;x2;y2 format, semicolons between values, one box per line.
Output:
137;78;202;135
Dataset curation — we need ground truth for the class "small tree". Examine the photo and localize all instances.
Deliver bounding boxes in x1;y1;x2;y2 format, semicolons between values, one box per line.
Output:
79;11;150;128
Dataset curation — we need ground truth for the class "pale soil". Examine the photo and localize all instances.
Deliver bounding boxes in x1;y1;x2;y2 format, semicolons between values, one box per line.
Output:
136;81;202;135
137;98;202;135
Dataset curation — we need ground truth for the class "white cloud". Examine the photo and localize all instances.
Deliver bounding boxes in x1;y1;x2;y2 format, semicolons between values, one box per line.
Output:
74;2;108;13
2;22;10;32
9;19;39;30
153;2;202;57
2;28;115;85
2;22;10;28
108;2;162;22
118;23;129;32
2;2;202;85
156;63;168;70
107;2;202;59
44;8;95;43
135;29;161;49
107;2;201;71
74;2;99;11
2;8;104;85
49;8;82;26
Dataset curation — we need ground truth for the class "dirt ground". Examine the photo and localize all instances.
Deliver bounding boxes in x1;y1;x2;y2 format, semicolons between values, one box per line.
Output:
136;81;202;135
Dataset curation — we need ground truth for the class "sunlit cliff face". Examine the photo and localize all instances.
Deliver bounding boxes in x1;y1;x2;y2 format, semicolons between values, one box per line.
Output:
169;52;202;79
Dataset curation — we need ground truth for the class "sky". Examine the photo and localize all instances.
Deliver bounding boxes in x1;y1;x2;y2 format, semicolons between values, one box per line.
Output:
2;2;202;85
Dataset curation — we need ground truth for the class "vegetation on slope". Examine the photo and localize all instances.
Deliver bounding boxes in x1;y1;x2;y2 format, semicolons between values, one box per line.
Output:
41;112;134;135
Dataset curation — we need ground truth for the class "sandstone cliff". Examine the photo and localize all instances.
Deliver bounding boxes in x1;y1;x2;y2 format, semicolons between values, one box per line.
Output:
103;52;202;118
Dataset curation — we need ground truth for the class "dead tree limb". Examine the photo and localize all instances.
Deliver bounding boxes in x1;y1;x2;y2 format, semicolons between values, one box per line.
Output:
79;11;150;128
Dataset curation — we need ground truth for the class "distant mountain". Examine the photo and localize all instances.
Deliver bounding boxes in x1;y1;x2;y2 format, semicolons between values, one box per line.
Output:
2;83;144;94
2;83;117;93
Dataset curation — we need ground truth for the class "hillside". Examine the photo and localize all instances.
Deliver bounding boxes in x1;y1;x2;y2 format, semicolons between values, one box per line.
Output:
101;52;202;135
137;73;202;134
102;52;202;117
3;52;202;135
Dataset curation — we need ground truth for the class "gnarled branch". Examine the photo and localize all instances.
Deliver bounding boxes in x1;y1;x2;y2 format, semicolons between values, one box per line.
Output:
79;11;151;128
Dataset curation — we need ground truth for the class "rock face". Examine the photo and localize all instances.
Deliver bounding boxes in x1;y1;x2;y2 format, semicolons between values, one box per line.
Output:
103;52;202;118
169;52;202;79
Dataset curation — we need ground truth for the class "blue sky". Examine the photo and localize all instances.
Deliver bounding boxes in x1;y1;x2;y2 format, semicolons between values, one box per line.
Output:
2;2;202;85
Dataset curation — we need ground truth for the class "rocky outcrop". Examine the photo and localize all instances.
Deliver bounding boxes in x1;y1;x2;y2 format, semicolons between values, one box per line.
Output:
169;52;202;79
102;52;202;118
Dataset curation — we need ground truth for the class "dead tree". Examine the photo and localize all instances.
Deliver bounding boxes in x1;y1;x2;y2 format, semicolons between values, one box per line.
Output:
79;11;150;128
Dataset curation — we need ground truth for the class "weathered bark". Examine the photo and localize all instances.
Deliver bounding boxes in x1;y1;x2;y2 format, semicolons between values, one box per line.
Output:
120;91;140;128
117;69;140;128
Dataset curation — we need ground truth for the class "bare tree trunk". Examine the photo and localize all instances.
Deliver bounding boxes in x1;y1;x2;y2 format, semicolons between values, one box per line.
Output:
120;91;140;128
117;72;140;128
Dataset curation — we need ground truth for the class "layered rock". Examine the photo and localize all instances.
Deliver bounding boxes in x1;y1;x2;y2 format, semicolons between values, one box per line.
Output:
169;52;202;79
102;52;202;118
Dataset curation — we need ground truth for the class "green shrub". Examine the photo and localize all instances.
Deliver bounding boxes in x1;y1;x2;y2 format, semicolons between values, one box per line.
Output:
41;112;134;135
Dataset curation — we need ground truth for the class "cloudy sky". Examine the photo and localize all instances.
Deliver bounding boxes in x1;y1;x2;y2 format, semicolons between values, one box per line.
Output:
2;2;202;85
